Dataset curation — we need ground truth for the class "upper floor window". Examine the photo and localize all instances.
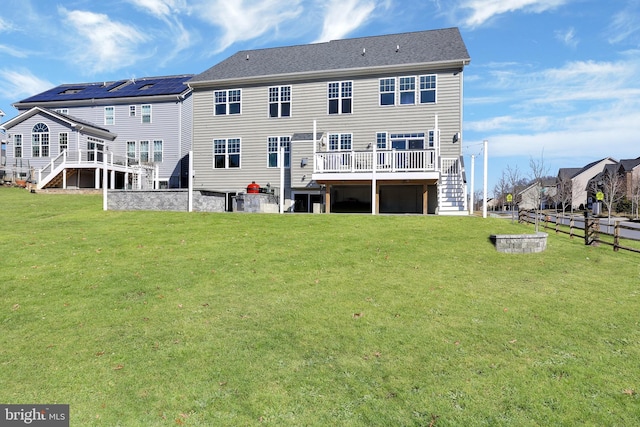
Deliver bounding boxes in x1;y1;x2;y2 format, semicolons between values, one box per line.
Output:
399;77;416;105
14;134;22;158
32;123;49;157
379;75;437;106
269;86;291;118
141;105;151;123
420;75;437;103
104;106;115;125
54;108;69;115
129;105;136;117
267;136;291;168
213;138;241;168
328;81;352;114
328;133;352;151
214;89;241;115
379;79;395;106
153;140;163;162
59;132;68;153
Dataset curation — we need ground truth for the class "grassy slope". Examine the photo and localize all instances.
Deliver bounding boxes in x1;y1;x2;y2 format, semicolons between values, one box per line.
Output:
0;187;638;426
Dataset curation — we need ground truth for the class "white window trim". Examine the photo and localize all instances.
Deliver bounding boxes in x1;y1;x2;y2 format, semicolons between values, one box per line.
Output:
152;139;163;163
267;136;291;168
213;138;242;169
129;105;136;117
104;106;115;125
327;81;353;115
141;104;152;123
59;132;69;153
214;89;242;116
126;140;137;160
378;75;438;106
398;76;417;106
268;86;292;118
139;140;150;163
376;132;388;149
14;134;23;158
327;133;353;151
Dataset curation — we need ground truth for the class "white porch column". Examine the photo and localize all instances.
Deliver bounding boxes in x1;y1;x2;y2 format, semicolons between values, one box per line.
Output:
469;155;475;215
483;140;488;218
103;154;108;211
95;168;100;189
63;169;67;189
371;141;377;215
279;143;285;214
188;150;193;212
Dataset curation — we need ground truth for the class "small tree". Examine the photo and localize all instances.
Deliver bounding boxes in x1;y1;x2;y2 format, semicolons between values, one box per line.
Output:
554;172;573;215
528;153;550;232
590;168;625;229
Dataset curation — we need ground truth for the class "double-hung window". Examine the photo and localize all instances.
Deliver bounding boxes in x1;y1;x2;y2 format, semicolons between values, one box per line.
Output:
14;134;22;158
32;123;49;157
267;137;291;168
59;132;68;153
153;140;163;162
376;132;387;149
141;105;151;123
328;81;352;114
214;89;241;115
126;141;136;160
129;105;136;117
399;77;416;105
379;75;437;105
328;133;352;151
140;141;149;162
420;75;436;103
213;138;241;168
379;78;395;105
104;106;115;125
269;86;291;118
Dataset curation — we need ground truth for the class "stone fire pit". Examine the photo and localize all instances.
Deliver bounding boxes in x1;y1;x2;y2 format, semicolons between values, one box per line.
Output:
490;232;548;254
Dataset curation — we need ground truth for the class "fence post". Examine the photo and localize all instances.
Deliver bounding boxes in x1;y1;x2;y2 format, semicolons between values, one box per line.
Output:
614;221;620;252
569;216;574;239
584;212;590;245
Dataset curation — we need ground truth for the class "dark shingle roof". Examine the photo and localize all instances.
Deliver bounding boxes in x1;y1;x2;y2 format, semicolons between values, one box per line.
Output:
17;75;193;104
558;167;582;179
618;157;640;172
190;28;470;84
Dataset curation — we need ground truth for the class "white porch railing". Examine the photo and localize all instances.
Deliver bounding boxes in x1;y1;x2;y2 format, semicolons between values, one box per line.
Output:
37;149;139;188
314;149;437;173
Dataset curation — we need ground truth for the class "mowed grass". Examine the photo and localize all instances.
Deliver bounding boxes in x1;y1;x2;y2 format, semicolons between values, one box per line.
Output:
1;187;639;426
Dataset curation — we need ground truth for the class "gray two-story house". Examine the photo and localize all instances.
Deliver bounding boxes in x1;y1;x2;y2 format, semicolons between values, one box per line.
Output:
188;28;470;214
1;75;193;190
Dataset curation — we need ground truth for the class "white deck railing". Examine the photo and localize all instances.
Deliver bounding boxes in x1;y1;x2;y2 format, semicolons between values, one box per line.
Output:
314;149;437;173
38;149;137;187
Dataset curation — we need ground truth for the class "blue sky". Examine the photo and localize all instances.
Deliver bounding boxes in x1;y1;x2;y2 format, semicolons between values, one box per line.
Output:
1;0;640;196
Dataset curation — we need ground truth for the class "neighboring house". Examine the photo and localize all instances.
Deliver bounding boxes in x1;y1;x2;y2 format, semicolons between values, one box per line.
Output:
187;28;471;214
559;158;617;209
517;178;557;210
0;75;193;189
618;157;640;199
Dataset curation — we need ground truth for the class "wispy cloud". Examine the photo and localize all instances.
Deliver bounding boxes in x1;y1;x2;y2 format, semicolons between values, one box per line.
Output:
193;0;303;54
0;68;54;100
606;4;640;45
458;0;571;28
314;0;377;42
0;44;28;58
59;7;150;74
0;16;16;33
466;56;640;161
126;0;193;65
555;27;578;48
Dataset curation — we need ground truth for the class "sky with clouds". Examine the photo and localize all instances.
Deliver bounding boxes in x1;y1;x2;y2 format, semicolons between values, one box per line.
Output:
1;0;639;195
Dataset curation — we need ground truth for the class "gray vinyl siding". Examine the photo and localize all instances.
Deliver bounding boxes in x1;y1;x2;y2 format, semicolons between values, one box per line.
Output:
192;67;463;191
13;97;192;186
5;115;81;171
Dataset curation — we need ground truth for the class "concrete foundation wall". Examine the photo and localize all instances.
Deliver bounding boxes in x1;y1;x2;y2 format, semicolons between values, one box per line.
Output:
108;189;225;212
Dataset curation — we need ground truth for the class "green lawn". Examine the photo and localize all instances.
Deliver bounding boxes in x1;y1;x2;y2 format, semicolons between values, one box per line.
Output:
1;187;638;426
